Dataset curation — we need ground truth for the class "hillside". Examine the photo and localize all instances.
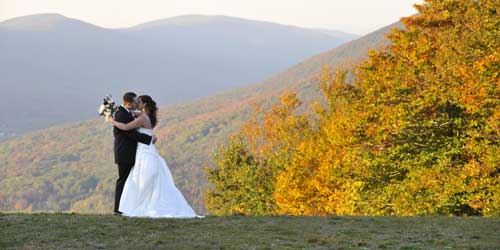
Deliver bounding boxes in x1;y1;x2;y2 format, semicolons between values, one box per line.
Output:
0;13;358;135
2;213;499;250
0;21;401;213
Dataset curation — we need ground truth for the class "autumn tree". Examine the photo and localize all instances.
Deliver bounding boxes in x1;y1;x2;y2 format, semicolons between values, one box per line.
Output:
206;0;500;216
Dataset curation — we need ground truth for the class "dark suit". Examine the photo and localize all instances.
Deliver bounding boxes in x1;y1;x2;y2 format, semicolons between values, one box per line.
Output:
113;106;152;213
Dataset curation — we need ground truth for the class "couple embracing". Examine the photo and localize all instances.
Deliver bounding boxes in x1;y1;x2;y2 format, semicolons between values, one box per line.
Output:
110;92;203;218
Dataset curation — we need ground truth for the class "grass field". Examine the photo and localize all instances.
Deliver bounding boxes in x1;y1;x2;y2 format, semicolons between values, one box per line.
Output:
1;213;499;249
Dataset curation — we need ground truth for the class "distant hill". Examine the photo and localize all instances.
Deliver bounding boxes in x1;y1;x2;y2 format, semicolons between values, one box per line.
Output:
0;21;402;213
0;13;358;135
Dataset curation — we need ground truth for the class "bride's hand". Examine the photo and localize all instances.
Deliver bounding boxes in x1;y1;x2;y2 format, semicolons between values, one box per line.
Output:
131;110;142;117
105;116;114;123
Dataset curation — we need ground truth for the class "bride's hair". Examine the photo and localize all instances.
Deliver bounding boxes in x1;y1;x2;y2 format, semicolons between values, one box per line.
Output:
138;95;158;128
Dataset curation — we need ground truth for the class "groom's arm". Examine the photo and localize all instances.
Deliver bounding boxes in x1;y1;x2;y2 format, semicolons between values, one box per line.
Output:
114;111;153;145
123;130;153;145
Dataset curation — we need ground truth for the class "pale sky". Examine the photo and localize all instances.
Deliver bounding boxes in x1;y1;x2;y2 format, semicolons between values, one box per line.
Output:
0;0;423;35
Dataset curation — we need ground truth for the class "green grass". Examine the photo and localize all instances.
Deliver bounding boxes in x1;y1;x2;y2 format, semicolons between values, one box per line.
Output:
1;213;499;250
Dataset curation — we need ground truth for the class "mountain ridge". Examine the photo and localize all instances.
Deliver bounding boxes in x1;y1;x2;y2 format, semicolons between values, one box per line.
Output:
1;13;358;39
0;13;359;135
0;13;109;31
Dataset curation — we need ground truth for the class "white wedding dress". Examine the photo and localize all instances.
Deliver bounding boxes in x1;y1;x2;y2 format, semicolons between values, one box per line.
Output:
119;127;203;218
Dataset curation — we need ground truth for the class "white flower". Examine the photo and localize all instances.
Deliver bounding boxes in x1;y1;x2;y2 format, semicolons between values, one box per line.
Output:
98;104;106;115
98;94;118;118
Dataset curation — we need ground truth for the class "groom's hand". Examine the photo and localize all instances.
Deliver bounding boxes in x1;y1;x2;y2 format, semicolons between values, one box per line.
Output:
152;135;158;144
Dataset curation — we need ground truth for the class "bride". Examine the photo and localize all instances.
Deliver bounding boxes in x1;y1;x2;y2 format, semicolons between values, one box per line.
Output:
109;95;203;218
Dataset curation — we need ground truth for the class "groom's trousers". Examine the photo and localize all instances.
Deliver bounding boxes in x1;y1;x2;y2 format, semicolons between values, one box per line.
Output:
115;163;134;213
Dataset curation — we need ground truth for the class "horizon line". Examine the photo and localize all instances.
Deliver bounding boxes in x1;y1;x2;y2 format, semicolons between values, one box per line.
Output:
0;12;404;36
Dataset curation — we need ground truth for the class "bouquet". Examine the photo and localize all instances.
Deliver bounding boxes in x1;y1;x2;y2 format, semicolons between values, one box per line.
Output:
98;95;118;119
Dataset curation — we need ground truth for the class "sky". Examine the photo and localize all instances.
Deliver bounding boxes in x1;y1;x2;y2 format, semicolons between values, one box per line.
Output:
0;0;423;35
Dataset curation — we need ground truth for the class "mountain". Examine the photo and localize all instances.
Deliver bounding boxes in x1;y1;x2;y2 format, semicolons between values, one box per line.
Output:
314;28;360;40
0;13;358;135
0;20;402;213
0;13;105;31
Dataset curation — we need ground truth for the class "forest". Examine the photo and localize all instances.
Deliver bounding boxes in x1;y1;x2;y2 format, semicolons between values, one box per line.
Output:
205;0;500;216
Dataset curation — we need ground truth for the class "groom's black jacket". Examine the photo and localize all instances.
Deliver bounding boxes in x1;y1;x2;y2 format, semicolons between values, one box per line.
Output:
113;106;152;165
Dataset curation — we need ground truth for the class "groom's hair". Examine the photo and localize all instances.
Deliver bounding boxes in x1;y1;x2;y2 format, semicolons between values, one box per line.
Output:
123;92;137;104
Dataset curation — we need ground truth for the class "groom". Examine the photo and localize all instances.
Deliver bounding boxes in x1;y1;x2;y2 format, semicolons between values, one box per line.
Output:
113;92;157;215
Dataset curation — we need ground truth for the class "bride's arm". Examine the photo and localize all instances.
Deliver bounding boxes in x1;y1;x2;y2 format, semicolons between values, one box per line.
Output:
110;115;145;131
